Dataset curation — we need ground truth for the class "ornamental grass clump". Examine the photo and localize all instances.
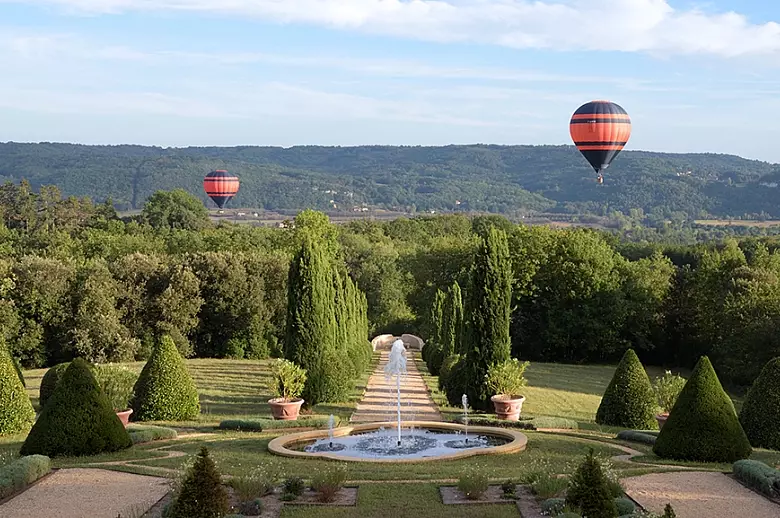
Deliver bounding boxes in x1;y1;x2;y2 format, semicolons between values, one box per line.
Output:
457;469;489;500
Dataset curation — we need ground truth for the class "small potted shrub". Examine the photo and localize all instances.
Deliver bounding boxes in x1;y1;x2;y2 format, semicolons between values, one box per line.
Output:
487;359;529;421
268;359;307;420
93;364;139;426
652;370;686;429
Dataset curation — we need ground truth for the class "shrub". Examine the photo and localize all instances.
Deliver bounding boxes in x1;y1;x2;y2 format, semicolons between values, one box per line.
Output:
540;497;567;516
20;358;132;457
93;364;138;411
12;356;24;387
732;459;780;497
653;356;752;462
652;371;686;414
229;463;281;500
127;424;178;445
283;476;305;497
268;359;306;401
236;499;263;516
0;345;35;436
311;464;348;503
614;497;636;515
485;358;530;397
169;447;229;518
39;362;70;408
739;357;780;451
442;356;468;407
457;470;489;500
616;430;658;446
566;448;618;518
501;479;516;498
218;416;337;431
596;349;657;430
130;335;200;421
0;454;51;499
437;353;461;392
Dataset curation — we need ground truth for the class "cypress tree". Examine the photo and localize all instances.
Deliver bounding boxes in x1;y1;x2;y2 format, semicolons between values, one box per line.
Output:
426;289;447;375
333;271;356;378
595;349;658;429
285;238;348;405
739;357;780;451
463;227;512;410
442;281;463;358
169;446;229;518
654;356;752;462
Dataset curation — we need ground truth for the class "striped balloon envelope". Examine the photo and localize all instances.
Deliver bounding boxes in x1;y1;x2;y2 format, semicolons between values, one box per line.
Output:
203;170;240;209
569;100;631;178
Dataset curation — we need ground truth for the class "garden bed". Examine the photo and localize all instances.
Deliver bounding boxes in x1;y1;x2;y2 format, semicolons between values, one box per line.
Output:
439;484;519;505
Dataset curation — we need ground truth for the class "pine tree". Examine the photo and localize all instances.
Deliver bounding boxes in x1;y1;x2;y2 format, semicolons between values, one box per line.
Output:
740;357;780;451
285;238;348;405
595;349;657;429
565;448;618;518
170;446;229;518
463;227;512;410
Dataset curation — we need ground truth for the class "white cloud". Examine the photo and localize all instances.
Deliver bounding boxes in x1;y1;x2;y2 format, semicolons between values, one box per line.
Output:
2;0;780;58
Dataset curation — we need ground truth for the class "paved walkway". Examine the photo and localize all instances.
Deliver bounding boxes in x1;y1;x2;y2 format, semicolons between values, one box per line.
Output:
624;471;780;518
350;350;442;423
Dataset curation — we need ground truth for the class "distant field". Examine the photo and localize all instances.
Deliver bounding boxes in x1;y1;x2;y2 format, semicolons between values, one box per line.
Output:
695;219;780;227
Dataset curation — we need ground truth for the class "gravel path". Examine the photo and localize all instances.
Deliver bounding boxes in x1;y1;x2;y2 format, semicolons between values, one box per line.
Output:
0;468;170;518
623;471;780;518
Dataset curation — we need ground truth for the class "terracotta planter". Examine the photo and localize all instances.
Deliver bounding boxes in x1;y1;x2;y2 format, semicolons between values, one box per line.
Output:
655;413;669;430
116;409;133;427
269;398;304;420
490;394;526;421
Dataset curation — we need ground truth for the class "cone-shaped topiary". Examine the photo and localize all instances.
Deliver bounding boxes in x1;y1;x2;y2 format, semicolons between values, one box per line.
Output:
130;334;200;421
169;446;229;518
596;349;657;429
654;356;752;462
0;345;35;436
565;448;618;518
20;358;131;456
740;357;780;451
39;362;71;408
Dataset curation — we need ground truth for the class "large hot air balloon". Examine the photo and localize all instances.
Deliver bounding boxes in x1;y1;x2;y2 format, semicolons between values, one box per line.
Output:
203;170;239;209
569;100;631;182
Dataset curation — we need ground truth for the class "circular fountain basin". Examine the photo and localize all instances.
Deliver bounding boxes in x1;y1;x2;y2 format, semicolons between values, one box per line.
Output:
267;421;527;463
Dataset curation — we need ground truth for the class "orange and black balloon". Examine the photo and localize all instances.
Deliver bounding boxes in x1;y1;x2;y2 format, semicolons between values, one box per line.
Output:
203;170;239;209
569;100;631;179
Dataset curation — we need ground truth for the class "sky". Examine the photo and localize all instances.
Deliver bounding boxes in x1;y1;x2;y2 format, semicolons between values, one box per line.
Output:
2;0;780;162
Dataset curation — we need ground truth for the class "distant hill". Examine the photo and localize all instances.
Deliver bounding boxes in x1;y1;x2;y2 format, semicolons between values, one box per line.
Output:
1;142;779;218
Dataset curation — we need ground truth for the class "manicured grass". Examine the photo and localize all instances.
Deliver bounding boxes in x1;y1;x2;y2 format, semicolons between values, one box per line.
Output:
280;484;520;517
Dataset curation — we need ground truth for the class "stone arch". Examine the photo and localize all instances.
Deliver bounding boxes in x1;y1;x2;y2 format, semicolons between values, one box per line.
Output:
370;334;425;351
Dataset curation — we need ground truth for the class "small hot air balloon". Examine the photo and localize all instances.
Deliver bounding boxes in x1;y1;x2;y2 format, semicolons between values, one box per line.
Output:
569;100;631;182
203;170;239;209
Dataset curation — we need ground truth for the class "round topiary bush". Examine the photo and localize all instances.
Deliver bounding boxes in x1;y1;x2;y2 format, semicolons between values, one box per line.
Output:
39;362;70;408
20;358;132;457
0;345;36;436
739;357;780;451
130;334;200;421
596;349;657;429
653;356;752;462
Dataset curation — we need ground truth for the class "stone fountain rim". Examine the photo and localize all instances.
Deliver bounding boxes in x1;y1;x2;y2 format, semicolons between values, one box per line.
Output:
267;420;527;463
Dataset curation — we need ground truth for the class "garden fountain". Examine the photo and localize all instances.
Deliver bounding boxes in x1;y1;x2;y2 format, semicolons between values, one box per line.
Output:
268;338;527;462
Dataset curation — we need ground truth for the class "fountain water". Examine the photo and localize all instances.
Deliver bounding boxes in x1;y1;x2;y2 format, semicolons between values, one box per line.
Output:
328;414;335;448
384;339;407;446
462;394;469;443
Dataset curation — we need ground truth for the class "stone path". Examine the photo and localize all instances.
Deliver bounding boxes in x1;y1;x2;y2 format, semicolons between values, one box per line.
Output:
623;471;780;518
350;350;442;423
0;468;170;518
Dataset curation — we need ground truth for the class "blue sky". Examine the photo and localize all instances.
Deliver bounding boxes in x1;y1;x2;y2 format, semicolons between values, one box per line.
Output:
1;0;780;162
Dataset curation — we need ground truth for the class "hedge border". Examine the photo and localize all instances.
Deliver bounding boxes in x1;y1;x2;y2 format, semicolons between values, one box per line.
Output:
0;456;52;504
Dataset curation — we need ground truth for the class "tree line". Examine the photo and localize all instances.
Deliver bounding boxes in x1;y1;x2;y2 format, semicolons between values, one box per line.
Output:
1;181;779;386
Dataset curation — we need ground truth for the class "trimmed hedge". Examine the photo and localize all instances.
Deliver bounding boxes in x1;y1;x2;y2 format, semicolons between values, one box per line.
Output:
456;415;578;430
39;362;71;408
0;345;35;436
0;455;51;499
732;459;780;498
130;335;200;422
127;424;178;445
218;416;338;432
616;430;658;446
20;358;132;457
739;357;780;451
596;349;657;430
653;356;752;463
614;497;636;515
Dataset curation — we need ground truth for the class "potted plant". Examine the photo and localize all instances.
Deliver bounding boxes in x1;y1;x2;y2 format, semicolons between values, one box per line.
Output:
268;359;307;420
652;370;686;429
93;364;139;426
487;359;530;421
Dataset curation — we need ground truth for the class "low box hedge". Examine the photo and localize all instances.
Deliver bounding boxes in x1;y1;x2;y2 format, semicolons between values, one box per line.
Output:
127;424;178;445
218;416;339;432
616;430;659;445
455;415;578;430
732;459;780;498
0;455;51;500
